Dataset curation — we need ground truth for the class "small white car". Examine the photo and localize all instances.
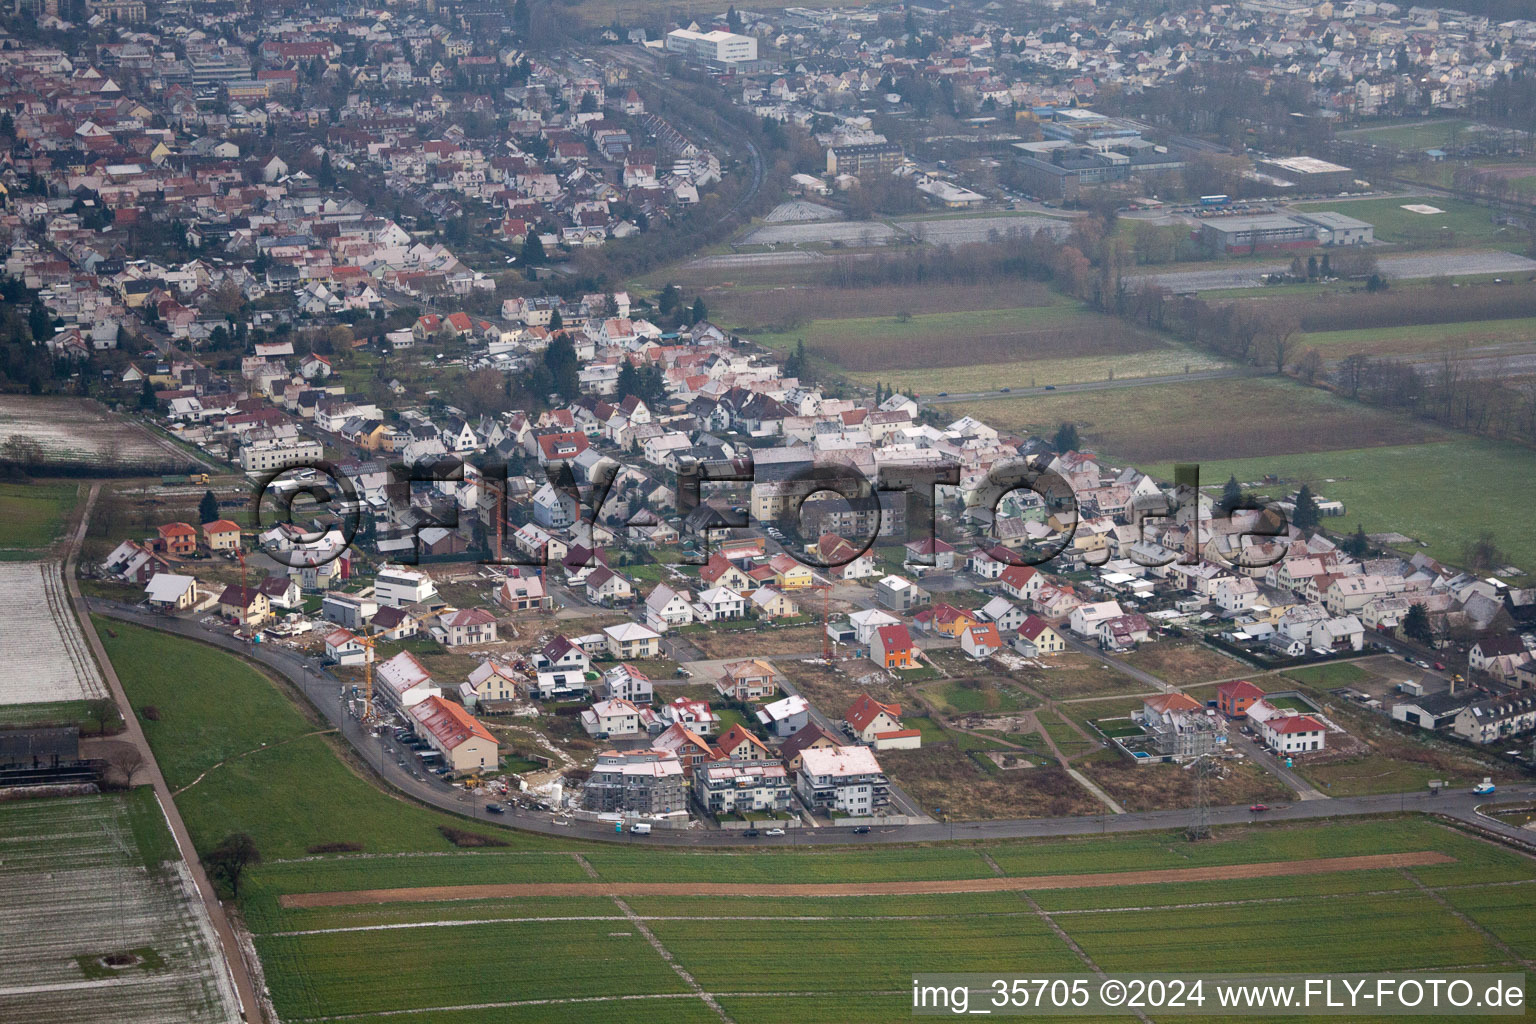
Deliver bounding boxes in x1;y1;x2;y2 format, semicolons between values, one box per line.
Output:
765;828;786;836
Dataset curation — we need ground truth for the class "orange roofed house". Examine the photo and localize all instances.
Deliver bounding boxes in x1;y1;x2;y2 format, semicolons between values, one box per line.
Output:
155;521;198;556
1135;692;1225;760
1217;680;1265;718
845;693;920;751
868;623;917;671
202;519;242;552
409;696;500;772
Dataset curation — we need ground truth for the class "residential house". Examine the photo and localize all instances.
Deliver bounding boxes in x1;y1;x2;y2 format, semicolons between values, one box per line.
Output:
778;723;842;773
845;693;920;751
1217;680;1265;718
1453;692;1536;744
694;586;747;622
869;623;917;671
585;566;634;605
961;622;1003;660
998;565;1044;603
694;759;793;815
977;597;1024;633
796;745;889;816
497;574;551;611
658;698;720;737
156;522;198;557
1469;635;1532;680
322;591;377;630
904;537;957;570
874;574;929;612
654;723;715;778
258;574;302;610
582;749;686;814
462;660;520;708
202;519;242;552
756;694;810;738
375;565;439;607
766;553;815;590
435;608;498;646
711;723;773;762
604;622;661;660
375;651;441;710
600;663;654;704
1251;702;1328;755
1015;615;1066;657
581;698;647;738
750;586;799;620
144;573;198;611
1136;692;1224;760
1097;613;1151;651
1069;601;1124;638
818;533;877;580
644;584;694;632
715;659;778;701
848;609;899;645
217;584;270;626
538;635;591;674
324;627;371;666
409;696;499;772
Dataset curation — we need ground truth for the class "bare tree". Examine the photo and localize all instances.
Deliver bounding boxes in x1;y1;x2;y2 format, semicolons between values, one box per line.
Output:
106;744;145;788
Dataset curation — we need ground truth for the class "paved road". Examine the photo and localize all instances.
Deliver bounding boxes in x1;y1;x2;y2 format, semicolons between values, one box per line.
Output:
917;368;1247;406
90;603;1536;851
67;490;260;1022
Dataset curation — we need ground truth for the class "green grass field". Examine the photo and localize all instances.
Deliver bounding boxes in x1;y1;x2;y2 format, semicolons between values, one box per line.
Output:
94;618;550;859
949;376;1440;465
0;481;78;558
1293;196;1522;250
1144;438;1536;574
1339;118;1475;151
235;815;1536;1022
1295;315;1536;359
95;616;1536;1023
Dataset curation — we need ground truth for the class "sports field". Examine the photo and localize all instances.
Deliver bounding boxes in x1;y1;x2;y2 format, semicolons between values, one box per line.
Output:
1293;196;1522;250
1338;118;1476;151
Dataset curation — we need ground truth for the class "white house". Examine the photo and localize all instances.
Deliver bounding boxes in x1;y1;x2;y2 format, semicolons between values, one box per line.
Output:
144;572;198;611
977;596;1024;633
324;628;372;666
1248;699;1328;754
604;621;661;660
796;745;889;816
694;586;746;622
600;663;654;704
1068;600;1124;638
374;564;439;608
756;694;810;738
644;583;694;632
375;650;442;710
581;698;647;738
848;608;900;645
1015;615;1067;657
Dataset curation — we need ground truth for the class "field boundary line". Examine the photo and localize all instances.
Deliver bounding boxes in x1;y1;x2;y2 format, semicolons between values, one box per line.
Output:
287;990;909;1022
280;851;1456;908
1400;868;1534;968
612;895;735;1023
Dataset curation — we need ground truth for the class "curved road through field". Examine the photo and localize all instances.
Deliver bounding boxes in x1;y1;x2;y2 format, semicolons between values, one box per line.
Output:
88;600;1536;852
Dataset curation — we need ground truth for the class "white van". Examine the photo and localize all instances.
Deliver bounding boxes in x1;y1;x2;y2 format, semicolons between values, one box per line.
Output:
631;823;652;835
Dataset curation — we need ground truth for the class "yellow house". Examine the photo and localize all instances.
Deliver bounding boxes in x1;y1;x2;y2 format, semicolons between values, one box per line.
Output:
361;423;393;451
767;554;814;590
750;586;799;620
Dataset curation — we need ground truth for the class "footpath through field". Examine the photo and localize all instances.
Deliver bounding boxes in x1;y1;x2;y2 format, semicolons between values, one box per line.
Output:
283;851;1453;907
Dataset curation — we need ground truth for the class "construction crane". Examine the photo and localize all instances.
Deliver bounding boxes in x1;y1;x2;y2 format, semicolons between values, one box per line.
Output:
358;606;444;724
480;476;508;563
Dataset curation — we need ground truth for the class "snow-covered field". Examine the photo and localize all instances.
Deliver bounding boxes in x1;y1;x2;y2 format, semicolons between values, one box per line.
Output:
0;395;193;472
0;795;241;1023
0;561;107;705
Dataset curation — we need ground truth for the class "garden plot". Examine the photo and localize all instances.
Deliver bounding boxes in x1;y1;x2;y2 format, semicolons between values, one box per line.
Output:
0;395;194;473
0;561;107;704
0;794;240;1024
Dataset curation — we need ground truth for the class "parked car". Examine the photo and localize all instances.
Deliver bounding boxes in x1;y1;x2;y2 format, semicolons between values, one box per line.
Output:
744;828;761;838
1433;661;1446;671
765;827;786;836
486;803;504;814
1250;804;1270;812
852;826;870;834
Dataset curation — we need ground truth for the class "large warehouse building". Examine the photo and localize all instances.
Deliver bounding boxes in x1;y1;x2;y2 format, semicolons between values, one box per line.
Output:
1257;155;1355;193
665;28;758;64
1199;210;1374;254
